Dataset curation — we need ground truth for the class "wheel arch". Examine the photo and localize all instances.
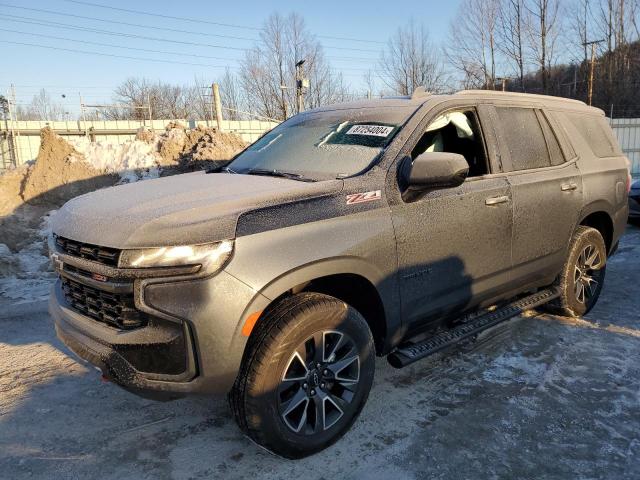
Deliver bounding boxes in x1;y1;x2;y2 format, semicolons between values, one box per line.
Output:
577;204;615;253
245;258;398;355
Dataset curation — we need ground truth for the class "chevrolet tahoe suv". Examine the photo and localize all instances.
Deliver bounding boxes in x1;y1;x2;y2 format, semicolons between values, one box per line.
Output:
49;90;630;458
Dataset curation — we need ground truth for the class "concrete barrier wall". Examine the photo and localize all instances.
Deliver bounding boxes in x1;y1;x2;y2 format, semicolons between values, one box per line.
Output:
0;119;279;167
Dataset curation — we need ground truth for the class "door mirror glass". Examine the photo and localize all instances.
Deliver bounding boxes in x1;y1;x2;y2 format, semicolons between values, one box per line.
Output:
400;152;469;200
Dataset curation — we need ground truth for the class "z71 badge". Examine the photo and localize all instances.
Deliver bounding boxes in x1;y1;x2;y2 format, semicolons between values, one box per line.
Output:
346;190;382;205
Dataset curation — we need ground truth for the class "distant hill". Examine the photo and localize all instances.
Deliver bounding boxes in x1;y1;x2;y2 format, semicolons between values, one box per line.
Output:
505;41;640;118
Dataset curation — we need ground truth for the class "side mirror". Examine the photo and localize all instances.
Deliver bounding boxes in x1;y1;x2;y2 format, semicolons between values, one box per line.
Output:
400;152;469;201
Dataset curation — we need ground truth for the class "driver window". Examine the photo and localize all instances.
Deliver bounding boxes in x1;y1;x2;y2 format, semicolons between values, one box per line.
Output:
412;110;489;177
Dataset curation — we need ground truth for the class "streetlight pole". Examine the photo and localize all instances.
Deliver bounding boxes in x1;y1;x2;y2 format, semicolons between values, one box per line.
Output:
295;59;307;114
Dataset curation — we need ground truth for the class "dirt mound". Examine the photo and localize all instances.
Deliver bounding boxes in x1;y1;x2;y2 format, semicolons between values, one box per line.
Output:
191;129;247;161
21;128;118;206
134;127;155;144
157;123;246;169
0;166;28;218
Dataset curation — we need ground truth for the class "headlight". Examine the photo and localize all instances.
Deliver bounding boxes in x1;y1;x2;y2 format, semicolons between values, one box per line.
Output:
118;240;233;270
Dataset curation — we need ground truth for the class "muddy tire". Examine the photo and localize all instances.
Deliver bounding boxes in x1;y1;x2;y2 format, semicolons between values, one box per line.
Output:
229;293;375;459
545;226;607;317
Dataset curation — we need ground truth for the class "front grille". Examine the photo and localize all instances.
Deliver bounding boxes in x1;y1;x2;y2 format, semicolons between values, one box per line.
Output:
61;277;146;329
55;235;120;267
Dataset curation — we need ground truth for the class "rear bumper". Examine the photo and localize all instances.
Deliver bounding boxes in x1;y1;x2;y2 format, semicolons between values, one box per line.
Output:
51;267;270;399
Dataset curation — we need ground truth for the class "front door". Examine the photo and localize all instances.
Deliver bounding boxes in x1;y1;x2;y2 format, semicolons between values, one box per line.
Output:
389;106;513;330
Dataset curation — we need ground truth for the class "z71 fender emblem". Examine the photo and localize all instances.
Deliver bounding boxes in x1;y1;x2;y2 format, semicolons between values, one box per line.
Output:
346;190;381;205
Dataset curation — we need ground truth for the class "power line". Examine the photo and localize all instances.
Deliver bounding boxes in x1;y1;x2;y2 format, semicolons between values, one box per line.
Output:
62;0;386;44
0;14;377;63
0;40;240;68
4;14;380;54
1;85;116;89
62;0;260;31
0;3;258;42
4;15;249;52
0;28;245;62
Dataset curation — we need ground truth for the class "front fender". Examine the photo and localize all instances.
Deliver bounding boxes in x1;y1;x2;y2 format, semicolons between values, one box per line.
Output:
225;208;401;349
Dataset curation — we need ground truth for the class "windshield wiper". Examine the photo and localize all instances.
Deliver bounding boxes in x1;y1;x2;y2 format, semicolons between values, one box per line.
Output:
246;168;316;182
206;164;237;174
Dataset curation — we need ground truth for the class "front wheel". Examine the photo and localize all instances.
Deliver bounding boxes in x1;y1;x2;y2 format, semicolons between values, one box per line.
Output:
229;293;375;459
546;226;607;317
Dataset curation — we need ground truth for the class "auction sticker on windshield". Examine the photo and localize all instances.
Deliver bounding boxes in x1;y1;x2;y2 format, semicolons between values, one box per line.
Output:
346;125;394;137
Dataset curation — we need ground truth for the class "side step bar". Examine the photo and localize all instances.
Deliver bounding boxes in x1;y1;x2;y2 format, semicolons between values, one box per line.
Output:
387;287;561;369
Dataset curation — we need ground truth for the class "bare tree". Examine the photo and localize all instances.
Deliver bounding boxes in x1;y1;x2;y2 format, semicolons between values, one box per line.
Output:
217;69;244;120
525;0;561;93
446;0;501;89
16;89;66;120
499;0;528;90
379;20;448;95
239;12;347;120
100;78;203;120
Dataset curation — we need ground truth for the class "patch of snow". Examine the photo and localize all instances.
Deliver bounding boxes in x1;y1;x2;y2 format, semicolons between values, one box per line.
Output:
0;211;57;305
69;137;161;183
483;352;548;385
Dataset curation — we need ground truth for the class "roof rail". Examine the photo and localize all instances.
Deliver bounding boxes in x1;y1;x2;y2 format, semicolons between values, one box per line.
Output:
411;86;432;99
455;89;587;106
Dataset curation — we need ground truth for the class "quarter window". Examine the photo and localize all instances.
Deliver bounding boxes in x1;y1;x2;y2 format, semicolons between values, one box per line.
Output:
564;112;622;158
495;107;551;171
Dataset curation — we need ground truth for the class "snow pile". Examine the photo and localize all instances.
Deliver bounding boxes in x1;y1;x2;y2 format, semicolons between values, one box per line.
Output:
0;211;57;305
70;136;160;183
0;124;246;308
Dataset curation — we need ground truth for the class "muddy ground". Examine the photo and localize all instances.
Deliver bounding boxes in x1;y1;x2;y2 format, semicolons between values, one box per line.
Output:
1;225;639;479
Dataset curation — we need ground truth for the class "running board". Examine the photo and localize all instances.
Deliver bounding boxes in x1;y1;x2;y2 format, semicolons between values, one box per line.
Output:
387;288;561;369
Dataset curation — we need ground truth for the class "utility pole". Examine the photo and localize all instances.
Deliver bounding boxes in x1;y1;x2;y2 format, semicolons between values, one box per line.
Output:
147;92;153;128
583;39;604;106
10;84;19;166
212;83;223;131
295;59;308;114
79;92;87;136
0;95;16;168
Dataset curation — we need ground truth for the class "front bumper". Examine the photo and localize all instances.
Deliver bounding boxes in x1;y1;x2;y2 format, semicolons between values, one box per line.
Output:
50;255;271;399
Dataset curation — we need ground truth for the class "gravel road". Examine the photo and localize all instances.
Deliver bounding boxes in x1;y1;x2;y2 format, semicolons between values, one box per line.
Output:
1;225;639;479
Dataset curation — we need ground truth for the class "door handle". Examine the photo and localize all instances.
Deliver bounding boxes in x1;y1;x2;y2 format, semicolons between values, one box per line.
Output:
485;195;509;206
561;182;578;191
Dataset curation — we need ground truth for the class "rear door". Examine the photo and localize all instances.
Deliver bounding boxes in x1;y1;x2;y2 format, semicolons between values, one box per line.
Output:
492;105;583;288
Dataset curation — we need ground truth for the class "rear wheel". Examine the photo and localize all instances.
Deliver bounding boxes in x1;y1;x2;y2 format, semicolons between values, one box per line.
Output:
229;293;375;458
546;226;607;317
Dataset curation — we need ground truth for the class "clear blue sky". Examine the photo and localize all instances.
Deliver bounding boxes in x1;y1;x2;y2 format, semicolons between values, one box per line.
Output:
0;0;460;111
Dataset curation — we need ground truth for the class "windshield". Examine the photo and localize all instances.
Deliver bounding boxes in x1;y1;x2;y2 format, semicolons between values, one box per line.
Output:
228;107;415;180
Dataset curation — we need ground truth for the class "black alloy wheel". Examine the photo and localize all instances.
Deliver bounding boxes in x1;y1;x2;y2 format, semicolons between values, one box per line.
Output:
278;330;361;434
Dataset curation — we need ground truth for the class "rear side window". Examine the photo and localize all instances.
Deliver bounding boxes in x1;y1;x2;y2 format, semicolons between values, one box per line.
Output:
495;107;550;170
537;111;565;166
564;113;622;158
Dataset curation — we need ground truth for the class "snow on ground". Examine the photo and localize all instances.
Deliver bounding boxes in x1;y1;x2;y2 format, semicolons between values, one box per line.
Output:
0;226;639;479
0;211;57;306
69;137;161;183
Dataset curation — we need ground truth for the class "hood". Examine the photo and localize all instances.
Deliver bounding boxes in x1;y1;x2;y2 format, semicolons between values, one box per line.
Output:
52;172;343;249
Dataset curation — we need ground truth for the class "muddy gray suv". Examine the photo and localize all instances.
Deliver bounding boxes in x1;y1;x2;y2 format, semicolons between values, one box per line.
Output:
49;90;630;458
